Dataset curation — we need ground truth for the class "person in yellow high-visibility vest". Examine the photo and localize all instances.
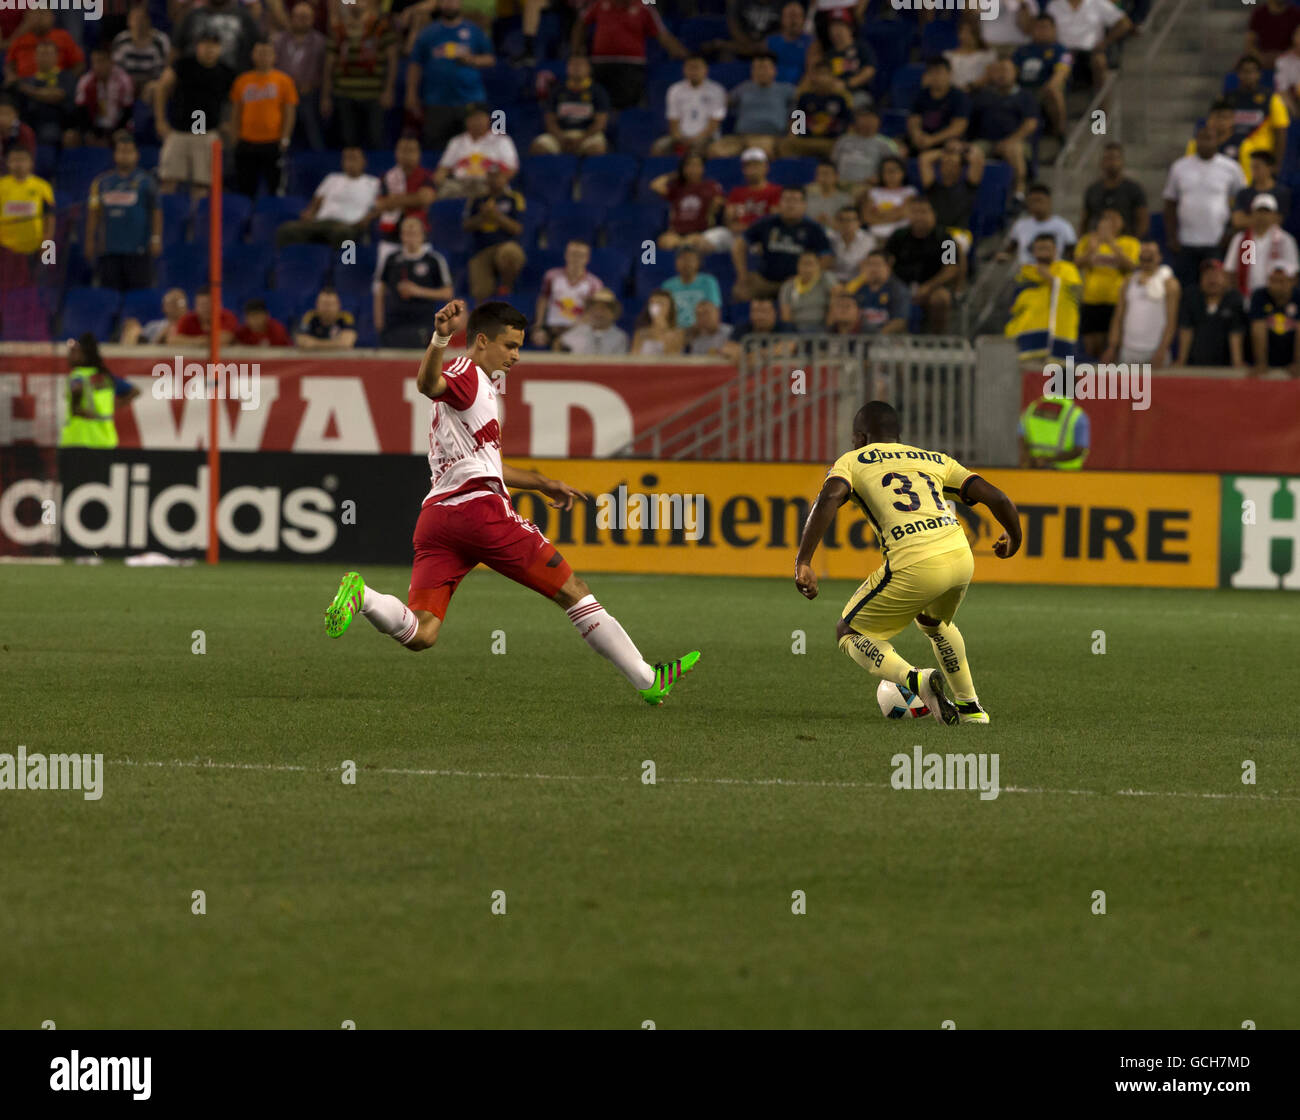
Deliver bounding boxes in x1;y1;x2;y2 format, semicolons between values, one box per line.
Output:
58;333;139;449
1018;393;1089;470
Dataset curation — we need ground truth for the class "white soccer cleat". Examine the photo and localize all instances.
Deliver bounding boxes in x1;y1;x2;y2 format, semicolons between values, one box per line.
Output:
915;668;959;726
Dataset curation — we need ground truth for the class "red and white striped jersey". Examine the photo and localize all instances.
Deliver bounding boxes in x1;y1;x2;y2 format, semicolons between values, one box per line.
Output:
423;354;505;507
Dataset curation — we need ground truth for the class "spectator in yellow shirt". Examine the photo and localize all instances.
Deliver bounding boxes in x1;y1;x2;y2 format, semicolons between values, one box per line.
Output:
0;145;55;289
1074;207;1139;358
230;38;299;197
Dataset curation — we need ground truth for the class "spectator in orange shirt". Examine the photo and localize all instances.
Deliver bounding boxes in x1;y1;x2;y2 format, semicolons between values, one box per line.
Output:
4;10;84;80
235;298;292;346
230;38;298;198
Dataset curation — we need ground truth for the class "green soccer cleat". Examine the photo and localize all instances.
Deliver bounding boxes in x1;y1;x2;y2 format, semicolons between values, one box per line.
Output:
639;651;700;705
956;700;990;725
325;571;365;638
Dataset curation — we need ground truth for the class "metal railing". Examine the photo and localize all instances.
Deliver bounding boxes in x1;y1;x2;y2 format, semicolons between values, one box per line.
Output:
611;334;1021;466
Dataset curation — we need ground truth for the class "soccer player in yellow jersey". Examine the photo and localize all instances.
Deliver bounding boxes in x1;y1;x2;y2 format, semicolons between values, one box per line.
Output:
795;402;1023;726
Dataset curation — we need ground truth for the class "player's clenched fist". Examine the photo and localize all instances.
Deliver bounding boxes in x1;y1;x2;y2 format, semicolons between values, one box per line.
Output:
795;562;818;600
434;300;465;337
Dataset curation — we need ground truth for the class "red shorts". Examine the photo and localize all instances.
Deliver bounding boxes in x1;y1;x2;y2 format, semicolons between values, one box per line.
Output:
408;489;572;618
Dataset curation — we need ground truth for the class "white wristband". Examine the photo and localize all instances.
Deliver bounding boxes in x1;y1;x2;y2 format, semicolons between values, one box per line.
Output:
432;331;451;348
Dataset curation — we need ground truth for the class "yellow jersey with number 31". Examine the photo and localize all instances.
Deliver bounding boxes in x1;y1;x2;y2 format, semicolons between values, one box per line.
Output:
827;442;977;568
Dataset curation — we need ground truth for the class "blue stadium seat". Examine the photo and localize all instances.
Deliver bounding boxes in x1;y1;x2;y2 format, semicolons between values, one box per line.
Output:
483;63;527;106
647;60;685;86
193;194;252;245
220;242;274;289
880;109;909;139
863;19;917;98
121;287;163;326
707;254;736;295
0;287;51;341
547;200;608;249
61;286;122;339
519;201;548;249
1147;212;1166;251
634;256;678;301
507;102;544;153
286;151;337;197
577;153;639;207
34;143;57;181
678;16;729;53
333;260;374;305
429;197;469;241
588;247;633;296
704;157;743;193
622;202;669;243
769;157;818;187
262;289;307;330
248;194;307;244
971;160;1013;239
520;249;563;285
160;194;191;247
272;243;333;289
137;145;160;170
889;64;925;111
521;154;578;205
431;224;472;261
158;244;207;290
612;108;662;157
711;61;751;90
920;20;959;57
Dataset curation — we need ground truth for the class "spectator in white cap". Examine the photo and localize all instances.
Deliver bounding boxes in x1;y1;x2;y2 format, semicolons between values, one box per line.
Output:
723;147;783;240
1104;240;1180;367
1224;193;1300;297
1248;264;1300;377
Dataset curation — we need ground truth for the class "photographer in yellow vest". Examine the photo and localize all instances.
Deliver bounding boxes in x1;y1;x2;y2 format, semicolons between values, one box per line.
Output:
1018;393;1090;470
58;333;139;449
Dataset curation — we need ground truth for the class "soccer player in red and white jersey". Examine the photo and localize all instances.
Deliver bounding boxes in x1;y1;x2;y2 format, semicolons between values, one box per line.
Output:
324;299;699;704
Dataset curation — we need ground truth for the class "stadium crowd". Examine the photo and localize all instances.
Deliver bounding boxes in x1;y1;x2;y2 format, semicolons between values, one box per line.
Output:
0;0;1162;357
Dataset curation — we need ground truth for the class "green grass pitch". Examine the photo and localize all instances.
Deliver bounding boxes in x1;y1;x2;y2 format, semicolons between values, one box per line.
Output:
2;563;1296;1029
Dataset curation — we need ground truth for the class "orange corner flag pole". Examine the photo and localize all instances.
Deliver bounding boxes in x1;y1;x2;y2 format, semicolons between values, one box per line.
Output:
207;137;222;565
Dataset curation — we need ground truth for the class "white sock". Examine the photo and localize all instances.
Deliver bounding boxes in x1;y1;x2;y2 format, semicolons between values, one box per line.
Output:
362;585;419;646
566;595;655;689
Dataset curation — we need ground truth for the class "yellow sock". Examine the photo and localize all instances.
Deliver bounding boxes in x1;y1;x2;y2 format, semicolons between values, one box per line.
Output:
837;631;914;686
916;619;977;702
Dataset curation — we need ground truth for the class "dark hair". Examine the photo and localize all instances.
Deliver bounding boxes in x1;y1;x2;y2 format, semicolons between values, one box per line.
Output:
781;185;805;198
252;37;272;48
0;94;14;110
854;400;900;438
317;285;338;297
467;300;528;343
74;332;106;372
754;51;778;65
91;44;111;57
879;155;906;179
685;52;706;65
810;60;831;72
243;298;268;313
677;151;704;181
1210;98;1232;113
1252;150;1276;167
817;157;837;170
1103;141;1123;152
837;204;858;217
636;289;678;330
1027;182;1051;196
865;249;888;261
925;56;952;71
397;130;421;144
1036;12;1055;22
1236;54;1261;71
1031;232;1058;245
112;129;136;148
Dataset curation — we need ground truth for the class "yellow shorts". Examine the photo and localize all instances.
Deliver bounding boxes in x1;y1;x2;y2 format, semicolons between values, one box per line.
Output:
841;547;974;641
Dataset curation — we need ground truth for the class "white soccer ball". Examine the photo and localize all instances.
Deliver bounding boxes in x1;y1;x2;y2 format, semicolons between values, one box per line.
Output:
877;680;930;720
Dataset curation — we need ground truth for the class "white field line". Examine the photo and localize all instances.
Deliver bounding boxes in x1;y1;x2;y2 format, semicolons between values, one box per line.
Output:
105;758;1300;802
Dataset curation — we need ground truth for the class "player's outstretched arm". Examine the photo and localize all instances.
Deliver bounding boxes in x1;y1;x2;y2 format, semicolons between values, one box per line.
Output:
795;477;850;599
415;300;466;399
502;464;591;511
963;475;1022;559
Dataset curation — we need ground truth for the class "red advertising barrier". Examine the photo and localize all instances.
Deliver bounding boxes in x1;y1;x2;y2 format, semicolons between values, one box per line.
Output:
0;348;736;458
1021;371;1300;473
